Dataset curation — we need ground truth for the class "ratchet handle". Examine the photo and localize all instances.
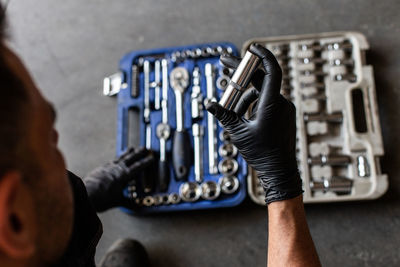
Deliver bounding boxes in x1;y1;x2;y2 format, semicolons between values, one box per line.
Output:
172;130;192;181
158;159;170;192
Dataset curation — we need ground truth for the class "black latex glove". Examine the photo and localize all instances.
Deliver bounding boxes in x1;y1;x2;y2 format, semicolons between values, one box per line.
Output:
206;43;303;204
83;147;154;212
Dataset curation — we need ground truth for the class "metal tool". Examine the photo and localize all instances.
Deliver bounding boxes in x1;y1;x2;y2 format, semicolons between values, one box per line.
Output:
334;73;357;82
218;158;239;176
155;59;171;192
219;50;261;110
168;193;181;204
131;64;140;97
308;155;351;166
170;67;192;180
216;75;229;91
154;60;161;110
219;176;239;194
219;130;231;142
304;112;343;123
191;67;204;183
143;60;152;149
298;42;352;51
103;72;127;96
179;182;202;202
156;123;171;191
193;124;204;183
205;64;218;174
357;155;370;177
310;177;353;193
201;181;221;200
154;195;163;206
218;143;238;158
142;195;155;207
171;46;230;62
191;67;203;120
220;67;232;77
162;195;170;205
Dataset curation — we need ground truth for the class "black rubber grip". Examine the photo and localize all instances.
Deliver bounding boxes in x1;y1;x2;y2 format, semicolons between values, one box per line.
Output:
172;130;192;181
158;159;170;192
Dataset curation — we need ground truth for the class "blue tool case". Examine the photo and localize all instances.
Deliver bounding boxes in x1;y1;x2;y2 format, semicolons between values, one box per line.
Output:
107;42;247;214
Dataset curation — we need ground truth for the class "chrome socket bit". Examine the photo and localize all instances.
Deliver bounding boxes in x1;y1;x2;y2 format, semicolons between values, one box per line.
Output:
357;155;370;177
179;182;202;202
219;130;231;142
218;158;239;176
168;193;181;205
308;155;351;166
219;50;261;110
310;177;353;193
218;143;238;158
142;196;155;207
201;181;221;200
219;176;239;194
303;112;343;123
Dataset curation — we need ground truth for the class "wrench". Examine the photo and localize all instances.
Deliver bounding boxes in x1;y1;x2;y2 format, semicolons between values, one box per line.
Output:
170;67;192;180
205;63;218;174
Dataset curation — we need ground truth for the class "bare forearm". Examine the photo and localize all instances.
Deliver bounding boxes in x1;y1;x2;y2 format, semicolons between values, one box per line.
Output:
267;196;321;267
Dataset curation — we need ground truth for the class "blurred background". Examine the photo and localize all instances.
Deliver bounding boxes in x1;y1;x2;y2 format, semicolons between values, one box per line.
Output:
7;0;400;266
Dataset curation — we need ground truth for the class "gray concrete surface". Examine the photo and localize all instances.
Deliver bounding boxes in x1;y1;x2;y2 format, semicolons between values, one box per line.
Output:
7;0;400;266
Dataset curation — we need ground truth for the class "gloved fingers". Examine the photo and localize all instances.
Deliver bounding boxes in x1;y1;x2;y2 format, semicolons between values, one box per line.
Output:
234;87;260;117
248;44;282;114
114;147;135;163
126;153;155;175
206;101;242;128
123;147;151;167
219;54;241;70
250;69;266;91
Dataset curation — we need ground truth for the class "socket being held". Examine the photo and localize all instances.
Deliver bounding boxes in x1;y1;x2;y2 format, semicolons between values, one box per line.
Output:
219;50;261;110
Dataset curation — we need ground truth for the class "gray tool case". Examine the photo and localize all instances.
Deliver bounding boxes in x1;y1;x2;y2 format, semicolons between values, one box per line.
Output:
242;32;387;205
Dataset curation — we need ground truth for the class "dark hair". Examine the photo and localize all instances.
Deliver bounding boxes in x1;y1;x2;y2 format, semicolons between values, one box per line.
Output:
0;3;30;178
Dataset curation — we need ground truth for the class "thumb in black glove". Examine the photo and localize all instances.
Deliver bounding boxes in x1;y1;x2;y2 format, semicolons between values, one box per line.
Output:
83;147;154;212
206;44;302;204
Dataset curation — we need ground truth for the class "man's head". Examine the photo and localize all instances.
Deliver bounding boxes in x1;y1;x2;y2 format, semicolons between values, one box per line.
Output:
0;4;74;267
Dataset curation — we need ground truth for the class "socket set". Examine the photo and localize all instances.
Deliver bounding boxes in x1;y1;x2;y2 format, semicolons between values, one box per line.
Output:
104;42;247;214
242;32;388;205
104;32;387;213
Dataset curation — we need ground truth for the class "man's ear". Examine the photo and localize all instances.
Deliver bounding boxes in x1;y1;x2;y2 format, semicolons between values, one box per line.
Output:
0;171;36;259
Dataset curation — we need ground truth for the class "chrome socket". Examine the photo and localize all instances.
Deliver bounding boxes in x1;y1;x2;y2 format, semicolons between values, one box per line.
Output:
219;176;239;194
201;181;221;200
142;196;155;207
219;50;261;110
218;158;239;176
168;193;181;205
216;75;229;91
154;195;163;206
219;143;238;158
219;130;231;142
179;182;202;202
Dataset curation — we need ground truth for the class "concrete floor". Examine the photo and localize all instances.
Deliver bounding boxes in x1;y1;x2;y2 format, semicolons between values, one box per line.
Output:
7;0;400;266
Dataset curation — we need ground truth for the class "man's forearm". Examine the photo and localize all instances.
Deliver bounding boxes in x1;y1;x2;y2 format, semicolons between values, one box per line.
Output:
267;196;321;267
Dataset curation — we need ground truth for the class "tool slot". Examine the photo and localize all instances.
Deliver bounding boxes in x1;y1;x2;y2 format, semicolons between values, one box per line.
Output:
351;88;368;133
128;107;141;148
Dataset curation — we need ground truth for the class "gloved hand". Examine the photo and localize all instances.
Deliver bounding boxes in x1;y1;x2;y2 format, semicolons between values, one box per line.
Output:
83;147;154;212
206;44;303;204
